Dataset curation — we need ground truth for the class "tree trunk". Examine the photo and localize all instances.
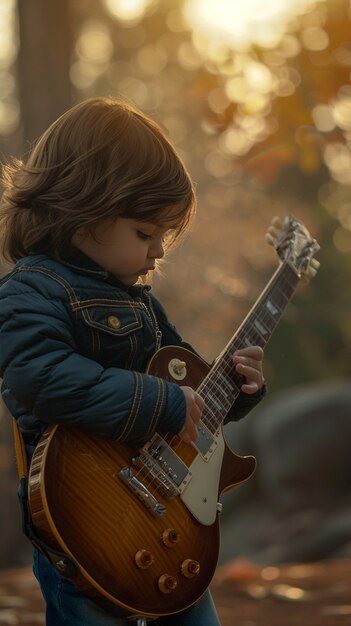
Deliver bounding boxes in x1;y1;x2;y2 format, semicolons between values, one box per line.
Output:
0;0;75;569
17;0;74;144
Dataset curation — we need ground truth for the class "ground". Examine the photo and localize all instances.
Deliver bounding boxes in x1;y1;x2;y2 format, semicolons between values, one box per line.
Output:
0;560;351;625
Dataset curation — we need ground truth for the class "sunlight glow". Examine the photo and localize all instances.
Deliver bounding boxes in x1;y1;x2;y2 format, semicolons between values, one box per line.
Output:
71;21;114;90
103;0;154;23
324;143;351;185
183;0;324;50
76;22;113;64
0;2;17;65
0;0;19;136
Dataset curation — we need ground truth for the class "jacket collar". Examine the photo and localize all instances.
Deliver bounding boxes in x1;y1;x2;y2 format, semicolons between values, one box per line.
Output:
60;248;151;296
61;248;110;279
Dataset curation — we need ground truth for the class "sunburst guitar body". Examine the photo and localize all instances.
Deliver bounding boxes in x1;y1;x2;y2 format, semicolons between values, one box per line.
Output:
29;348;254;618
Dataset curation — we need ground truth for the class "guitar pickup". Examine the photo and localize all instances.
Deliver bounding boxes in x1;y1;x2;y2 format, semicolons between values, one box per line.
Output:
132;453;179;497
142;435;191;488
193;423;217;459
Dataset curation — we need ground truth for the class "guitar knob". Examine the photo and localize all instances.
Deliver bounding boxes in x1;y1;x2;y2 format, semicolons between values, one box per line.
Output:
134;549;154;569
168;358;187;381
158;574;178;594
181;559;201;578
161;528;180;547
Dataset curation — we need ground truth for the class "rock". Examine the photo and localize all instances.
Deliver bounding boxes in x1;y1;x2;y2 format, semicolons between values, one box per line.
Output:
220;379;351;564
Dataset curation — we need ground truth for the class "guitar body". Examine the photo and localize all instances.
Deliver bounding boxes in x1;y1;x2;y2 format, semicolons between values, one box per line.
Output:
28;346;256;618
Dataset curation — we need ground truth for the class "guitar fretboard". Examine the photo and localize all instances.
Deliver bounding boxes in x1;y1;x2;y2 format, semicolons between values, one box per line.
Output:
198;261;300;433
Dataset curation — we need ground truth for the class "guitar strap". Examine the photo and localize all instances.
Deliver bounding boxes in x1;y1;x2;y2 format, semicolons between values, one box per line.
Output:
12;416;28;479
12;418;79;580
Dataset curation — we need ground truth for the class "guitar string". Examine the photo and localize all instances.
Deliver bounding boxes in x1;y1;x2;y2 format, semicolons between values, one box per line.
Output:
131;219;316;498
131;263;300;498
195;263;299;433
154;265;297;497
133;264;299;499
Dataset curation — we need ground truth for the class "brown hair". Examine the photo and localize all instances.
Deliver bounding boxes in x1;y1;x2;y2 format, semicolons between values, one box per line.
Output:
0;97;196;263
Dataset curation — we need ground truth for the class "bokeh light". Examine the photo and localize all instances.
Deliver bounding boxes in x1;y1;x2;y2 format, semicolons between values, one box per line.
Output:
183;0;325;51
103;0;156;24
70;20;114;90
0;0;19;135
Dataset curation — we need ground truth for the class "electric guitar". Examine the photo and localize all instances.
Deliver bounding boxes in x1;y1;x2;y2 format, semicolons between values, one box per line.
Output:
28;215;320;619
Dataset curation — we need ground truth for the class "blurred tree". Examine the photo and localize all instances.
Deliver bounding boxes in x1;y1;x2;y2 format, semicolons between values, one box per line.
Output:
0;0;76;570
17;0;74;144
174;0;351;388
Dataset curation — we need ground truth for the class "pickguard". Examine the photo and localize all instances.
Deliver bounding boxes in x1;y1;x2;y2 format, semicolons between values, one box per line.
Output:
180;431;225;525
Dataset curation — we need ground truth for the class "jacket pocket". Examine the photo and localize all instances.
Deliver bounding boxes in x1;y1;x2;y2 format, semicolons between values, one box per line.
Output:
81;304;142;336
78;303;144;369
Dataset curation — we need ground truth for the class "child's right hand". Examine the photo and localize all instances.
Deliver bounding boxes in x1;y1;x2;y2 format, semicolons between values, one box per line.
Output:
179;386;204;443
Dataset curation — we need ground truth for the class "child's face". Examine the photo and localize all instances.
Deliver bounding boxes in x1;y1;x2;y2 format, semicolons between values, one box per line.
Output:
72;207;181;286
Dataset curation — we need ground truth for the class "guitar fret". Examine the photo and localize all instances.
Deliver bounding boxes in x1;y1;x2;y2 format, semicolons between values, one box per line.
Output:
253;319;269;337
217;373;236;396
265;298;280;316
215;373;240;398
240;324;265;348
199;368;240;432
207;394;224;414
203;383;233;412
202;405;219;431
260;308;279;332
261;305;281;325
242;336;253;347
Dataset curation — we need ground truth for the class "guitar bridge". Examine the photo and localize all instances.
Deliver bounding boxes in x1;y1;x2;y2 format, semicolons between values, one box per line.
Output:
119;467;166;517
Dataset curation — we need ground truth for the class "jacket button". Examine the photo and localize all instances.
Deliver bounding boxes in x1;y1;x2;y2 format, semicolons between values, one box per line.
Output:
107;315;121;329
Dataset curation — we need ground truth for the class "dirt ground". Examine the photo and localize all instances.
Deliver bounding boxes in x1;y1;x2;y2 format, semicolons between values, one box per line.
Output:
0;560;351;625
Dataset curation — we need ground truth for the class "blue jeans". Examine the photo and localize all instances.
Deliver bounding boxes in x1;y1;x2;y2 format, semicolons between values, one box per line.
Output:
33;550;221;625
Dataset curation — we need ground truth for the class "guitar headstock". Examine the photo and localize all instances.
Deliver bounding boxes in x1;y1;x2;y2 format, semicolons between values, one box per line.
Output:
265;215;320;280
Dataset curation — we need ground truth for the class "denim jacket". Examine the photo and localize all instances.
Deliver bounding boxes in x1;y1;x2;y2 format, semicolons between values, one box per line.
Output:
0;251;265;450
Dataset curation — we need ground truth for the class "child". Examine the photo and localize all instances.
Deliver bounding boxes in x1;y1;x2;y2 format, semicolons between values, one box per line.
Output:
0;97;266;626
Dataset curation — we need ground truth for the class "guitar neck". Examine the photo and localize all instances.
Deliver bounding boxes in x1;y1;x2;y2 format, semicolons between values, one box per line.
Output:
198;261;300;432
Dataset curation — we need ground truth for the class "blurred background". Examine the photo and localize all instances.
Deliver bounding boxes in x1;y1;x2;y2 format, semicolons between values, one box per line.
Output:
0;0;350;571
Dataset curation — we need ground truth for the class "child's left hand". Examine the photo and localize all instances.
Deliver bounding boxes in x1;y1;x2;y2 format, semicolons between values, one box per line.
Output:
233;346;264;394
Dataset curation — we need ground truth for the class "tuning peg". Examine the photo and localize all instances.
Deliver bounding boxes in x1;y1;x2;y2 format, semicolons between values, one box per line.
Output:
306;262;320;278
265;216;282;246
310;258;320;270
301;258;321;282
265;227;280;245
271;216;282;228
306;259;320;278
265;233;276;246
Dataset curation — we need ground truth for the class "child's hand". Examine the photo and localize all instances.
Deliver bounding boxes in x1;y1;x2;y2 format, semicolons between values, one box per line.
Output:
233;346;264;394
179;386;204;443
